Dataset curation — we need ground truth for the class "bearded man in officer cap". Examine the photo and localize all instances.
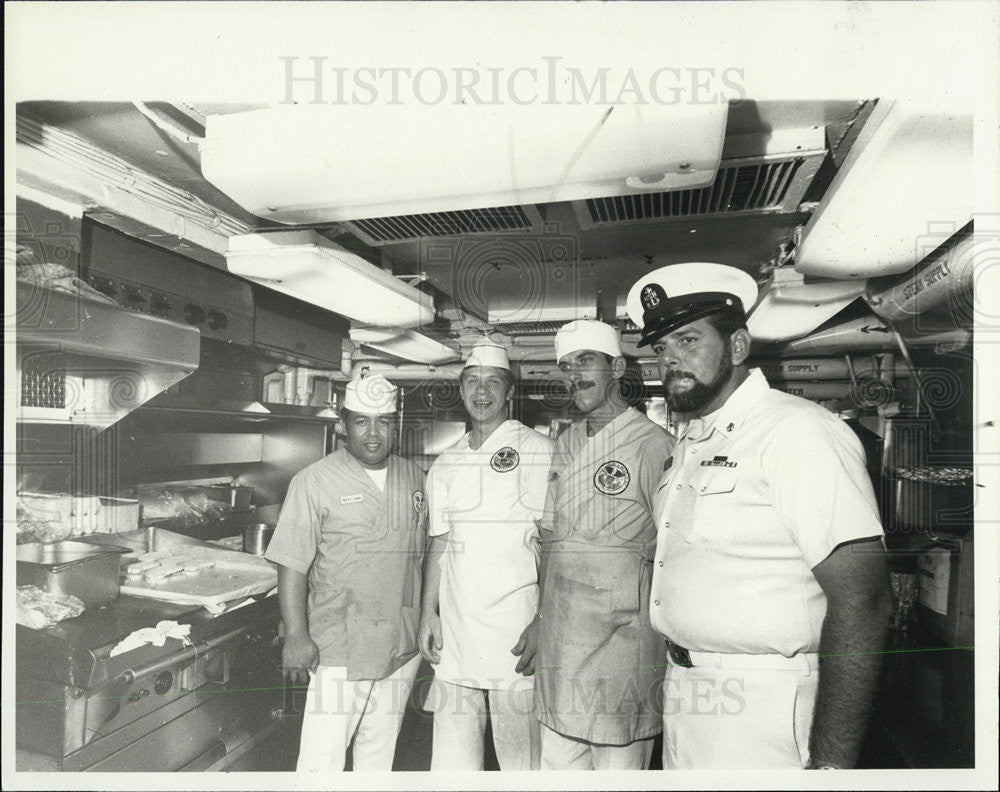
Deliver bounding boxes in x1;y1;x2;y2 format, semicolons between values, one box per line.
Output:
627;263;892;770
266;373;427;772
531;320;674;770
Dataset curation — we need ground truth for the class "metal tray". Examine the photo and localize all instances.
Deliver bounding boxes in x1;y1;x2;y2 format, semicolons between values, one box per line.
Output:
17;540;131;608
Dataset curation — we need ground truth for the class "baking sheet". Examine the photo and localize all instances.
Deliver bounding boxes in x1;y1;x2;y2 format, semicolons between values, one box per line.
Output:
119;544;276;611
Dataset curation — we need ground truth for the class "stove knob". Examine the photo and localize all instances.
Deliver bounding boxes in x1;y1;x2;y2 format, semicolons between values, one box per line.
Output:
154;671;174;695
183;303;205;325
206;309;228;331
127;688;150;702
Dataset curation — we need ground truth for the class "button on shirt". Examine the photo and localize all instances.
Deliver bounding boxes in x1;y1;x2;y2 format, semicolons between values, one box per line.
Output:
427;420;554;689
650;369;884;656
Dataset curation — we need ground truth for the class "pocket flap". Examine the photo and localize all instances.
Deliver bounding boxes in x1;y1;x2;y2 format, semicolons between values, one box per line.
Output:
694;470;738;496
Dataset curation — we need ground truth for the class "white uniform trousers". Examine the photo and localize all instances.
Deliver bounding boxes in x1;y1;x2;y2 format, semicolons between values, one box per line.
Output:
539;724;655;770
662;651;818;769
428;680;540;770
296;655;421;772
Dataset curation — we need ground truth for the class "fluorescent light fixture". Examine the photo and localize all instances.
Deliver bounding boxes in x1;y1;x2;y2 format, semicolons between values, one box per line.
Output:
201;103;728;223
226;230;434;327
795;100;973;279
350;327;460;365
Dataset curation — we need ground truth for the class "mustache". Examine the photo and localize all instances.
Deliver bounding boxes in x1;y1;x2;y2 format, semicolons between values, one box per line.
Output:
569;380;596;394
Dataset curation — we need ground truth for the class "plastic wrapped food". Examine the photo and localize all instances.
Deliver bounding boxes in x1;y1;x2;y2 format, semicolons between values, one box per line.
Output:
16;259;119;306
16;585;86;629
16;494;105;543
139;488;233;527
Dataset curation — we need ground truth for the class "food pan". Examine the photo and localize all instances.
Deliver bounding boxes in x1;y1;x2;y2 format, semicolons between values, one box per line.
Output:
16;539;131;609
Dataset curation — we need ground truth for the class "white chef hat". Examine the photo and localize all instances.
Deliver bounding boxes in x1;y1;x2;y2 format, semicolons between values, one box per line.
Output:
342;373;398;414
463;341;510;371
555;320;623;362
626;262;759;347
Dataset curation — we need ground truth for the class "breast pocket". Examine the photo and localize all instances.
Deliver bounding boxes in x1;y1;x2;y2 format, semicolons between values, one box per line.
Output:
688;469;740;544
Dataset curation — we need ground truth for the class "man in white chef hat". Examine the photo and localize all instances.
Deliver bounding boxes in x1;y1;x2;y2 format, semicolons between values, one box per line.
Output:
266;373;428;772
419;340;553;770
627;262;890;769
533;320;674;770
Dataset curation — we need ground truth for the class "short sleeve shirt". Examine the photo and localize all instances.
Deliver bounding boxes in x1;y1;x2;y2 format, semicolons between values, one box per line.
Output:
650;369;884;656
265;449;427;678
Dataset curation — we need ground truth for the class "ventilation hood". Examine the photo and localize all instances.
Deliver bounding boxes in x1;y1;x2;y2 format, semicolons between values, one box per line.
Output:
199;103;728;223
16;282;200;428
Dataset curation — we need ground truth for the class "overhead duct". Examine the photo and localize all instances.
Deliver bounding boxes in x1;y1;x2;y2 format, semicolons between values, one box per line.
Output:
795;100;973;279
748;269;868;343
200;103;728;223
225;230;434;328
15;282;200;429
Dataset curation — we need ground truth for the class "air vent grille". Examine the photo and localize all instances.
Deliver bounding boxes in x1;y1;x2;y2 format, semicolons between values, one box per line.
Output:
347;205;540;245
21;362;67;409
492;321;566;335
583;158;805;225
576;151;827;229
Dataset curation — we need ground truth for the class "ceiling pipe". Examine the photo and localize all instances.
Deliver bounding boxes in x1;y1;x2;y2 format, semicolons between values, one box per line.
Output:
773;316;970;355
864;231;975;323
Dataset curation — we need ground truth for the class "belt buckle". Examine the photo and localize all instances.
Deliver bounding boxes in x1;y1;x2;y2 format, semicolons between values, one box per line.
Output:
667;640;693;668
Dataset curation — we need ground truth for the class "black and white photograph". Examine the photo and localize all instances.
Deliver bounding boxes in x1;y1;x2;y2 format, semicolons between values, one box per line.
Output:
4;1;998;789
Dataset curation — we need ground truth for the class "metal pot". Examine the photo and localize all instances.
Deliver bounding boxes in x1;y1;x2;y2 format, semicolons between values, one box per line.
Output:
242;523;275;555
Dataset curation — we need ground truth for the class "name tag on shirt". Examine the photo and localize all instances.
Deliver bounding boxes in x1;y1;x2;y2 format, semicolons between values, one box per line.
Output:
340;494;364;504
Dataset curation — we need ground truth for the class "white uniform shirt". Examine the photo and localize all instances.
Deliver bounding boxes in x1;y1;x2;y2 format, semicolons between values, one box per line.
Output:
650;369;884;657
427;420;554;688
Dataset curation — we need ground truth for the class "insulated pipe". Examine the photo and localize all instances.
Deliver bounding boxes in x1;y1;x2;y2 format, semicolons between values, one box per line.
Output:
864;234;975;323
776;317;970;355
749;356;905;381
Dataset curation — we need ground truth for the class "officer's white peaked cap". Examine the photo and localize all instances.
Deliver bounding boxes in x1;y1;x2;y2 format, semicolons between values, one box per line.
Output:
626;263;758;347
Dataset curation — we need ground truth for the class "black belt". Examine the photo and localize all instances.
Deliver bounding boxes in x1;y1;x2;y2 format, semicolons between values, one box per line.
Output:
665;638;693;668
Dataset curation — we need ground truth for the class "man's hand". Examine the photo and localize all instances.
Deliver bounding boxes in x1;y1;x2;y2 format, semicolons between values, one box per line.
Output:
511;614;540;676
419;613;443;664
282;631;319;686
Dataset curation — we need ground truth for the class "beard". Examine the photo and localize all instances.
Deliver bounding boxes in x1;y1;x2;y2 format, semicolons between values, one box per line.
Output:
663;352;734;415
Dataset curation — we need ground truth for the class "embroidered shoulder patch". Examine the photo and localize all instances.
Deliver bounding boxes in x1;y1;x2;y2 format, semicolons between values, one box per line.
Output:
412;490;426;513
594;460;630;495
490;446;520;472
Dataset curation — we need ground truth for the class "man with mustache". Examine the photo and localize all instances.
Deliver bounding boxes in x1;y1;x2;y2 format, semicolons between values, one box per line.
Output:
531;320;674;770
265;373;427;772
626;263;891;770
419;342;553;770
